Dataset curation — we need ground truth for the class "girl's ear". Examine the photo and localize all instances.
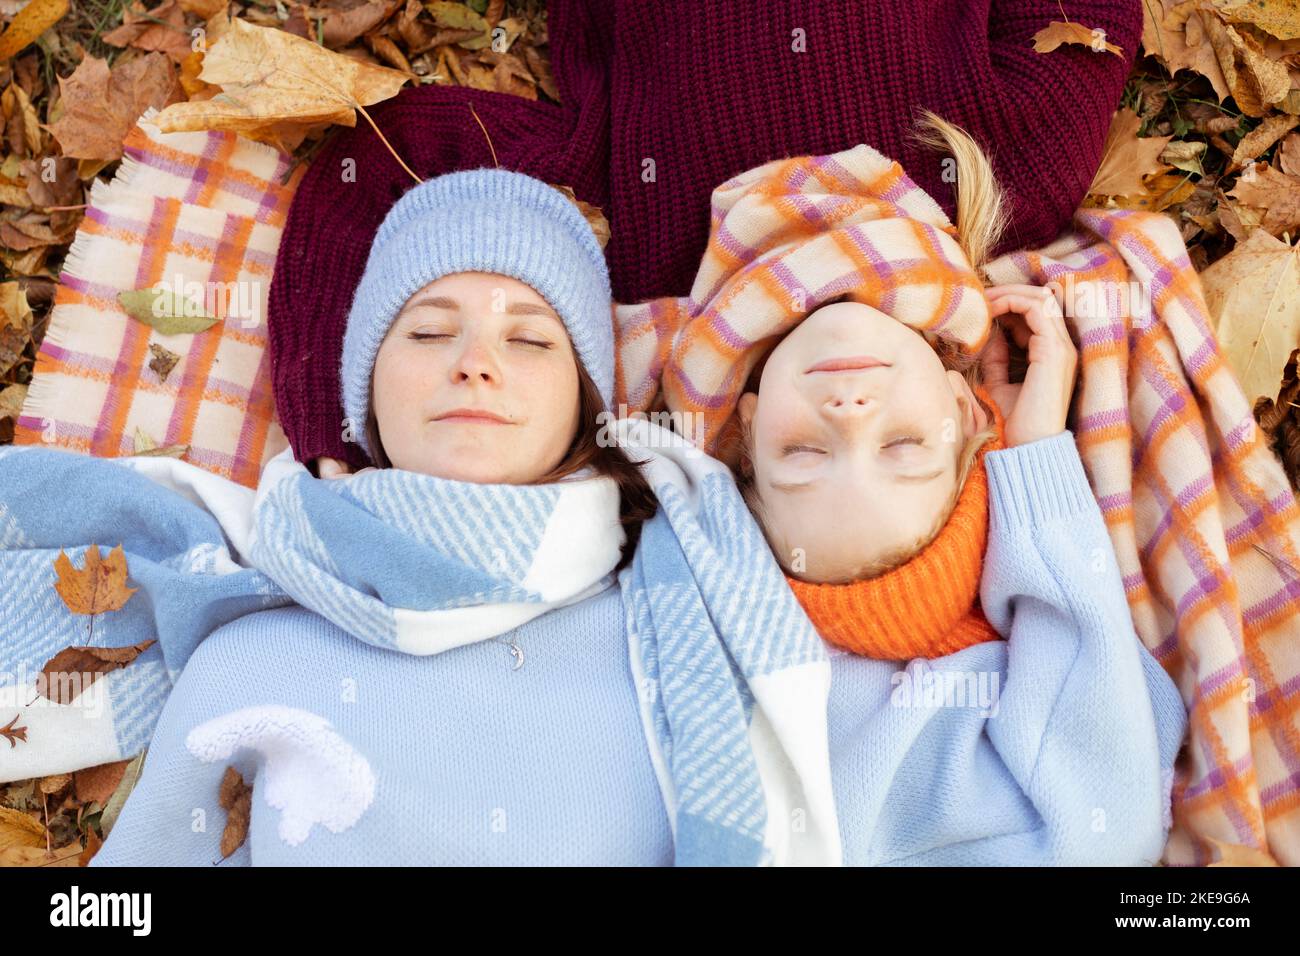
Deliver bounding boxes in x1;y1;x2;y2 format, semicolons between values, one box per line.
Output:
737;391;758;429
946;369;989;439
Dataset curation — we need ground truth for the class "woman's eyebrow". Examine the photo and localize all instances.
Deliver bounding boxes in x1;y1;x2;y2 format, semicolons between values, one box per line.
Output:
506;301;560;318
404;295;458;311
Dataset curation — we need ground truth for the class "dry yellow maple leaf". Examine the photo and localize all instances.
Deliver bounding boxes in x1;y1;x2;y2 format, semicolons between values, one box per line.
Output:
1202;11;1291;117
2;81;43;157
52;544;139;617
1280;132;1300;176
1031;20;1122;57
1200;228;1300;406
1228;163;1300;238
1230;113;1300;170
153;16;416;178
0;805;44;853
0;281;32;331
178;0;226;17
0;0;68;61
1216;0;1300;42
1088;108;1173;198
1141;1;1231;102
0;841;85;867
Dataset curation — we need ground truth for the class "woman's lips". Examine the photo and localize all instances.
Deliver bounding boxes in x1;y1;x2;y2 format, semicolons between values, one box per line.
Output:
804;356;889;373
433;408;512;424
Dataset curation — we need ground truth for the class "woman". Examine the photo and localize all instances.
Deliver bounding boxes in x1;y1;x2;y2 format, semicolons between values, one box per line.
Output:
90;169;675;865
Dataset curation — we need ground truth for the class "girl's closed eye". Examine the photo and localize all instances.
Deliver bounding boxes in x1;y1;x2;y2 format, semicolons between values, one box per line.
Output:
781;443;826;457
882;434;925;450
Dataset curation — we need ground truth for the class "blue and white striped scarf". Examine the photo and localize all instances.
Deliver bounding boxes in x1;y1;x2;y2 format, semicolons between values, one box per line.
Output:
247;448;623;655
614;418;839;866
0;432;839;865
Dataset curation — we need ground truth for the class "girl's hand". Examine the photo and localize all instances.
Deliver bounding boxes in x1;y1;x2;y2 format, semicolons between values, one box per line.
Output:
314;457;378;480
980;283;1078;448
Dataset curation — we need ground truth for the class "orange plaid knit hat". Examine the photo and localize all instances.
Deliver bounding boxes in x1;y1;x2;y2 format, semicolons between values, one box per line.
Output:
614;143;995;456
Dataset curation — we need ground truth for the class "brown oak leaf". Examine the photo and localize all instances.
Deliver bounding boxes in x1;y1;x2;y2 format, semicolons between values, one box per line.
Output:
36;640;157;706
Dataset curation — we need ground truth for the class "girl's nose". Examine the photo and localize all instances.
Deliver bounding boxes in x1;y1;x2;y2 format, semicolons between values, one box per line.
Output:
824;393;873;414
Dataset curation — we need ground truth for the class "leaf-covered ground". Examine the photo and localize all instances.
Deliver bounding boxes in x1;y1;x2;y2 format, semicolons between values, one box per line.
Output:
1;0;1300;863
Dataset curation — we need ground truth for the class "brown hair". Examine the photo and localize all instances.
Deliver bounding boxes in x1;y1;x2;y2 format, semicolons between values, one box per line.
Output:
734;110;1008;582
365;362;658;572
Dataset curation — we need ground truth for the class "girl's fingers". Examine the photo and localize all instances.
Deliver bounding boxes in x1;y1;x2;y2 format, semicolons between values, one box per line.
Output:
988;304;1033;350
980;323;1011;387
1010;314;1033;351
986;291;1070;347
985;283;1064;308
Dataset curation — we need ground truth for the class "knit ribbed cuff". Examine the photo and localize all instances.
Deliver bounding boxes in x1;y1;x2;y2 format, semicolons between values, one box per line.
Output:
983;431;1097;531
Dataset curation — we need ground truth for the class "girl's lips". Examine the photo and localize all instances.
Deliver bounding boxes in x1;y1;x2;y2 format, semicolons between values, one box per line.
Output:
805;355;889;373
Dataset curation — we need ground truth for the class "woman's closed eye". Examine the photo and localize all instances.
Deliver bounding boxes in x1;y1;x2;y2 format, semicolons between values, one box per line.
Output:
407;331;553;349
509;337;554;350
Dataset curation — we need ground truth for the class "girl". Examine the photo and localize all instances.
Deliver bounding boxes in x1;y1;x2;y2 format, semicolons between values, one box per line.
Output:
631;117;1191;865
90;169;677;865
737;289;1189;865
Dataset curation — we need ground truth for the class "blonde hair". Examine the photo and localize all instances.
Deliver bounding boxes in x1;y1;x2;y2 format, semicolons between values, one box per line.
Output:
910;108;1009;276
909;110;1008;571
737;111;1009;580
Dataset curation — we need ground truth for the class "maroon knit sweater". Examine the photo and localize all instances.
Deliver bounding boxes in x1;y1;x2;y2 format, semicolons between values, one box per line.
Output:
267;0;1143;469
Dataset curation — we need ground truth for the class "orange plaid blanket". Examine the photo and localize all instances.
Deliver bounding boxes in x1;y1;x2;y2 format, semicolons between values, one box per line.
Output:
986;213;1300;867
13;107;303;488
615;143;1300;866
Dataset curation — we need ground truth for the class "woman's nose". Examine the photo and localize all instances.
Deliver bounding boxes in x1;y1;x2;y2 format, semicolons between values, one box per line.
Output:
450;339;500;384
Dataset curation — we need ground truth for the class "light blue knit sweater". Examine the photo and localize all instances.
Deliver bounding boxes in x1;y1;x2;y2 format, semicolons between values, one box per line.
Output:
91;432;1185;866
91;586;675;866
828;431;1188;865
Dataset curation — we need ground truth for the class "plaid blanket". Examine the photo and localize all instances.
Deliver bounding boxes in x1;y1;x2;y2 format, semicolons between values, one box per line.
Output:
12;107;302;489
614;143;1300;866
984;213;1300;867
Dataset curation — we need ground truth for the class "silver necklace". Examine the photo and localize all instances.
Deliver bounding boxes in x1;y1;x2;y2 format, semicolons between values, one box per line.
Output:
496;633;524;670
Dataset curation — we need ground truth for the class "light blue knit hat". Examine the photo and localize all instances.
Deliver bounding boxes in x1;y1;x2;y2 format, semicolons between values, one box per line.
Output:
340;167;614;460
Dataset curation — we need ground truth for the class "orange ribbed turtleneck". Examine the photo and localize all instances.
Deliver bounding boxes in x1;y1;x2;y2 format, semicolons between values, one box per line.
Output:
784;385;1006;661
